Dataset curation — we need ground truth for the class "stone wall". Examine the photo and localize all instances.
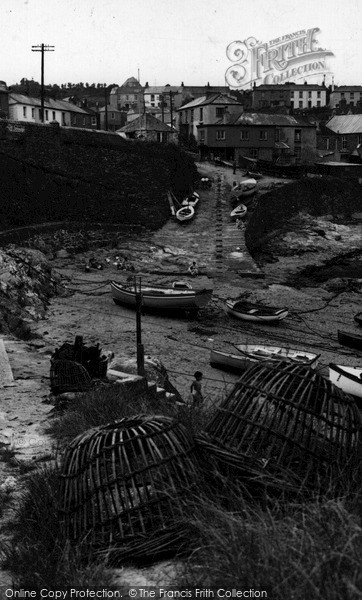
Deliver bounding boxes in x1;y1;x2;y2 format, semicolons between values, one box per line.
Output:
0;120;197;231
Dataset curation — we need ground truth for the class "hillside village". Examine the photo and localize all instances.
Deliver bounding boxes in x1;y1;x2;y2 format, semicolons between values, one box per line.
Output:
1;77;362;174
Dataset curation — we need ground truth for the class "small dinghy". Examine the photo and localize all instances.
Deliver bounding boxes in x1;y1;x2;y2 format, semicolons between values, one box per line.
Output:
337;329;362;351
226;299;289;323
230;203;248;219
176;205;195;222
231;178;257;199
329;364;362;404
210;345;319;372
111;280;213;310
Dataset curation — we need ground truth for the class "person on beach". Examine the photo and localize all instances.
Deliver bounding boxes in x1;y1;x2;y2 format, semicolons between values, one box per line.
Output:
188;261;199;277
190;371;204;405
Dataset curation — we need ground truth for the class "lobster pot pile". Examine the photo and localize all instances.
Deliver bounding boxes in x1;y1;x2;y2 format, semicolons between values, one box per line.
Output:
204;361;361;494
59;415;199;563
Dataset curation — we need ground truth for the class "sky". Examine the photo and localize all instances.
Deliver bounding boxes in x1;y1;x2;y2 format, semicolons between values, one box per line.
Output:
1;0;362;89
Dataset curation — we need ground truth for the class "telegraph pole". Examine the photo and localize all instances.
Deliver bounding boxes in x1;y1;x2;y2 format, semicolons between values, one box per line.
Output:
104;85;108;130
134;277;145;377
31;44;55;122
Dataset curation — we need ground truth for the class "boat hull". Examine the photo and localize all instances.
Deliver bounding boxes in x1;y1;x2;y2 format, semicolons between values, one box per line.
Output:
337;330;362;351
111;281;213;310
226;300;288;323
329;364;362;402
176;205;195;221
210;349;250;372
230;203;247;219
234;344;319;366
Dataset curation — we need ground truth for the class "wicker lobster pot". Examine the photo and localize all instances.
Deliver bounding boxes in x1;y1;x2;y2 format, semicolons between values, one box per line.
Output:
59;415;199;563
205;361;361;493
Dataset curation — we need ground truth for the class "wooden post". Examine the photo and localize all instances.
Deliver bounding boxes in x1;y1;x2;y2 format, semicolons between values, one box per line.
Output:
134;277;146;377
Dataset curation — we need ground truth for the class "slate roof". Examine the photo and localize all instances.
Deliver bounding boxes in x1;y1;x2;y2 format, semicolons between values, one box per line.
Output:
325;115;362;134
331;86;362;92
211;113;315;127
9;93;89;114
178;93;243;110
144;86;180;94
117;113;173;133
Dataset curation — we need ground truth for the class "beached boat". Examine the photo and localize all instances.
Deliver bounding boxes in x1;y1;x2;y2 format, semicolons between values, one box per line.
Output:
234;344;319;365
329;364;362;402
176;205;195;222
111;280;213;310
226;299;289;323
210;345;319;372
231;178;257;199
337;329;362;351
354;312;362;327
181;192;200;207
230;203;248;220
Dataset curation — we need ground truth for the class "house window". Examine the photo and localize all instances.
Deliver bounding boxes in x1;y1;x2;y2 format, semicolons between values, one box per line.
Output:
45;110;49;121
151;94;155;101
317;101;321;107
317;91;321;98
294;129;301;142
199;107;203;121
83;118;86;126
191;110;194;122
326;138;330;150
342;136;347;150
350;93;354;99
290;101;294;109
23;106;26;117
62;112;66;125
72;116;77;125
249;148;259;159
199;129;205;142
151;102;155;107
299;91;303;98
91;117;96;126
111;112;115;119
290;91;294;98
52;111;56;120
299;101;303;108
275;129;280;142
216;107;224;118
39;109;42;119
308;101;312;108
259;130;267;141
240;130;249;140
341;92;345;98
216;130;225;140
308;91;312;98
179;112;182;123
31;108;35;118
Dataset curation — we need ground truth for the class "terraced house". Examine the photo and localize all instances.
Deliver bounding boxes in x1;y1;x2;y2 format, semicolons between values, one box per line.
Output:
176;93;244;139
198;113;317;164
8;93;96;128
319;114;362;162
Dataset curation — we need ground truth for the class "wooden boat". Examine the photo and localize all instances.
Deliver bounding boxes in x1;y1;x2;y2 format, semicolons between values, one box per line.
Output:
182;192;199;207
231;178;257;199
329;364;362;401
111;280;213;310
210;346;319;372
234;344;320;366
337;329;362;351
226;299;289;323
176;205;194;222
354;312;362;326
230;203;247;220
